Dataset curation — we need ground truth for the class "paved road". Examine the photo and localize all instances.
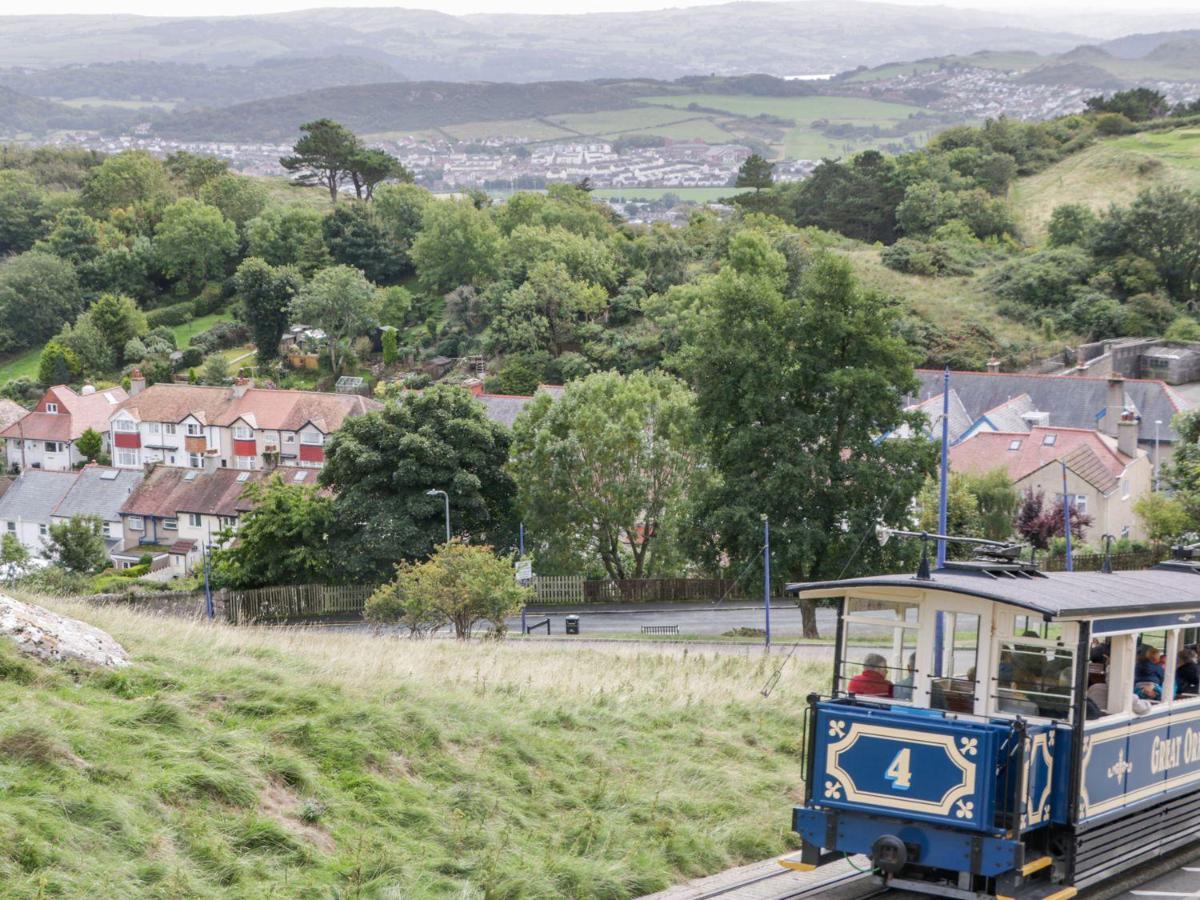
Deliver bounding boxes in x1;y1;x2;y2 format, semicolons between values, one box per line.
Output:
510;602;840;638
1119;864;1200;898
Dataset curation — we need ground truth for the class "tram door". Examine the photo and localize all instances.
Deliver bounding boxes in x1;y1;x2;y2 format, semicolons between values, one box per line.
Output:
921;596;992;717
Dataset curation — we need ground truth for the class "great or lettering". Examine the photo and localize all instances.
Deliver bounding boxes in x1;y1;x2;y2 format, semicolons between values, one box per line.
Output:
1151;729;1200;774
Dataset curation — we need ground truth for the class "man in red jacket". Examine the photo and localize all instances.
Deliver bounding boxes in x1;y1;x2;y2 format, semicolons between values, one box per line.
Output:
848;653;893;697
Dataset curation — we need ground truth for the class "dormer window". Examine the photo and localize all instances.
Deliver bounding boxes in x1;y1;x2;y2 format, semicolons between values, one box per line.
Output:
114;419;137;432
185;423;202;437
301;431;323;445
45;403;58;414
233;424;252;440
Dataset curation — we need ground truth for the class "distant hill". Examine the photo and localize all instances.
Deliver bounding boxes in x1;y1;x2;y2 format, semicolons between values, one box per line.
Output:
0;3;1092;82
1101;29;1200;59
0;57;407;107
154;81;649;142
1016;62;1124;90
0;85;142;136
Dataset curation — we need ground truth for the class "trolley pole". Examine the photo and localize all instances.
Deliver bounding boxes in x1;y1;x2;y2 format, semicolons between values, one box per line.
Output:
1061;461;1074;572
936;366;950;568
203;546;214;621
763;514;771;650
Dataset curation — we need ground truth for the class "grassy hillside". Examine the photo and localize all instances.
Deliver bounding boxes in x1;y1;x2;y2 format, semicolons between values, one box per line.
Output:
1010;125;1200;242
0;598;821;897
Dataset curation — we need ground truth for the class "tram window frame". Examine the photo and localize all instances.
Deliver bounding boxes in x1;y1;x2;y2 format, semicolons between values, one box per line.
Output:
1133;629;1173;707
837;596;920;703
989;609;1077;723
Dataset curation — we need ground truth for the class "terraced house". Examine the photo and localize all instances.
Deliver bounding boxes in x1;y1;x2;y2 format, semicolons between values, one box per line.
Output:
1;385;127;472
108;372;380;472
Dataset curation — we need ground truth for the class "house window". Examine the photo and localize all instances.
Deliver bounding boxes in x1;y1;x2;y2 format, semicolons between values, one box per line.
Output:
44;441;60;453
114;419;137;432
188;513;202;527
1042;433;1057;446
38;524;47;536
1121;477;1130;500
235;456;254;471
283;433;295;444
1008;439;1022;450
45;403;57;414
163;518;178;531
1055;493;1088;516
185;423;202;437
164;424;176;435
128;516;144;532
116;450;138;467
108;522;121;539
189;453;202;468
233;424;252;440
301;431;323;445
219;516;236;530
148;422;160;434
5;522;13;533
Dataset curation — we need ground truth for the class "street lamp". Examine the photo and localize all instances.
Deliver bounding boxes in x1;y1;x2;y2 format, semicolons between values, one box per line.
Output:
426;489;450;544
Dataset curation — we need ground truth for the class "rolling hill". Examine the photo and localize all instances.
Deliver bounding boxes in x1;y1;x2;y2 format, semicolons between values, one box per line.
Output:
0;3;1094;82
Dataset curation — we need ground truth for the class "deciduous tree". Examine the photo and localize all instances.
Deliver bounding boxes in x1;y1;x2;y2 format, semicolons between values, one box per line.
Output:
234;257;303;363
687;237;936;637
510;370;705;579
410;199;500;296
289;264;380;373
153;199;238;291
45;515;108;574
319;386;516;582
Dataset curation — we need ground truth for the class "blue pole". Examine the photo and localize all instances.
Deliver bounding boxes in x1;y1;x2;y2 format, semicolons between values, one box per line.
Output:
519;522;525;556
1061;462;1074;572
936;366;950;569
763;515;771;650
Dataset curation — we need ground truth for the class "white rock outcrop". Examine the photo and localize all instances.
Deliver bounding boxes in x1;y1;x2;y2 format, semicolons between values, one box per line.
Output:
0;595;129;668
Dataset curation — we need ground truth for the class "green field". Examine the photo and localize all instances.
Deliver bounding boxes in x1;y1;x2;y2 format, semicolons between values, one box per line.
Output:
0;347;41;385
639;94;935;158
546;106;708;135
0;597;820;896
57;96;178;111
439;118;575;142
1011;127;1200;242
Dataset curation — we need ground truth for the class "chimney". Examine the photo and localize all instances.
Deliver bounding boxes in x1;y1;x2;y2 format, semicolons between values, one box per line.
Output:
986;358;1001;373
203;449;220;474
1118;411;1139;458
232;377;251;399
463;378;485;397
129;368;146;397
1021;410;1049;429
1104;375;1125;438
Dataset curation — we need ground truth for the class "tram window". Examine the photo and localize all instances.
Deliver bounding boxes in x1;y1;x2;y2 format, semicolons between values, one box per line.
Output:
930;612;981;712
993;640;1074;720
838;598;919;700
1011;616;1063;643
1134;630;1170;703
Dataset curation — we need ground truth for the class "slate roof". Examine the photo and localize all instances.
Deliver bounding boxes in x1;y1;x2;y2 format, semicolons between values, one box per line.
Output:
914;370;1186;445
120;466;318;518
53;466;143;523
788;565;1200;619
897;389;973;443
0;470;78;523
978;393;1036;433
949;426;1132;493
115;384;380;432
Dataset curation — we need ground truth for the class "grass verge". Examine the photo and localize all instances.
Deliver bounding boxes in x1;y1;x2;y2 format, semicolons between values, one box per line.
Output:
0;596;823;898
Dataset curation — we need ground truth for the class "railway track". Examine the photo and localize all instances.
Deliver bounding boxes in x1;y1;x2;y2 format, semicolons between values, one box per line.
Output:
690;866;880;899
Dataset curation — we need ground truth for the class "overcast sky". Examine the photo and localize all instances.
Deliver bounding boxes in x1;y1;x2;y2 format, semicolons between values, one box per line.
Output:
10;0;1200;17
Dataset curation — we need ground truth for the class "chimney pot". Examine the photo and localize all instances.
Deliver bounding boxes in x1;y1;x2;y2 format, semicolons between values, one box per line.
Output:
1118;413;1139;458
986;358;1001;373
129;368;146;397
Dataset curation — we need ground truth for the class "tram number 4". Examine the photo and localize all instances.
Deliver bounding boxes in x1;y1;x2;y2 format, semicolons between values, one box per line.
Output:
885;748;912;791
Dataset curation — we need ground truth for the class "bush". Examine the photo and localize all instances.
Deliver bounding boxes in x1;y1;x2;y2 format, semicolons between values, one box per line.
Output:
177;347;204;370
188;321;249;354
146;303;194;328
986;247;1096;308
191;282;225;317
881;235;983;277
1094;112;1133;135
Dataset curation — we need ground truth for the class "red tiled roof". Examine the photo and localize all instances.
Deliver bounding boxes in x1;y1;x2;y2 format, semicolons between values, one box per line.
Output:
950;426;1132;492
120;466;319;518
115;384;380;432
0;385;127;442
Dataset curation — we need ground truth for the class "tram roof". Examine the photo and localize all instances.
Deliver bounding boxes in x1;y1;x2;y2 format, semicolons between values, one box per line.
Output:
786;563;1200;619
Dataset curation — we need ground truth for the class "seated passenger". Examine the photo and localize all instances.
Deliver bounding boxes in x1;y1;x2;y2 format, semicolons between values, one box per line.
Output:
1135;645;1165;700
892;652;917;700
1178;647;1200;697
1086;681;1109;712
997;678;1039;715
847;653;893;697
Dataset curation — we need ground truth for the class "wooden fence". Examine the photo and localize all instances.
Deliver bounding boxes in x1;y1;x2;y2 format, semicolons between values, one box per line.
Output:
530;575;584;603
582;578;747;604
225;583;375;625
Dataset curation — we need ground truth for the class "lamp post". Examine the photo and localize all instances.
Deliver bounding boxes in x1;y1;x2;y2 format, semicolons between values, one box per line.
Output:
1155;420;1162;492
762;514;771;650
426;489;450;544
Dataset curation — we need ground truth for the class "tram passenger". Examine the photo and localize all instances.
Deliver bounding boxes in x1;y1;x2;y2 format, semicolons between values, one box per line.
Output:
892;653;917;700
1135;645;1165;700
848;653;893;697
1177;647;1200;697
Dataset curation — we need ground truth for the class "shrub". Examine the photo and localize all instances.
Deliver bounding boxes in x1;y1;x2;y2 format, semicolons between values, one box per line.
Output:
986;247;1095;308
191;282;225;317
177;347;204;370
188;320;249;354
146;303;194;328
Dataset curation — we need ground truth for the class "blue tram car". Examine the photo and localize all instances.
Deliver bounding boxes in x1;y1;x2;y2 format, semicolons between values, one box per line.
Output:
786;554;1200;899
